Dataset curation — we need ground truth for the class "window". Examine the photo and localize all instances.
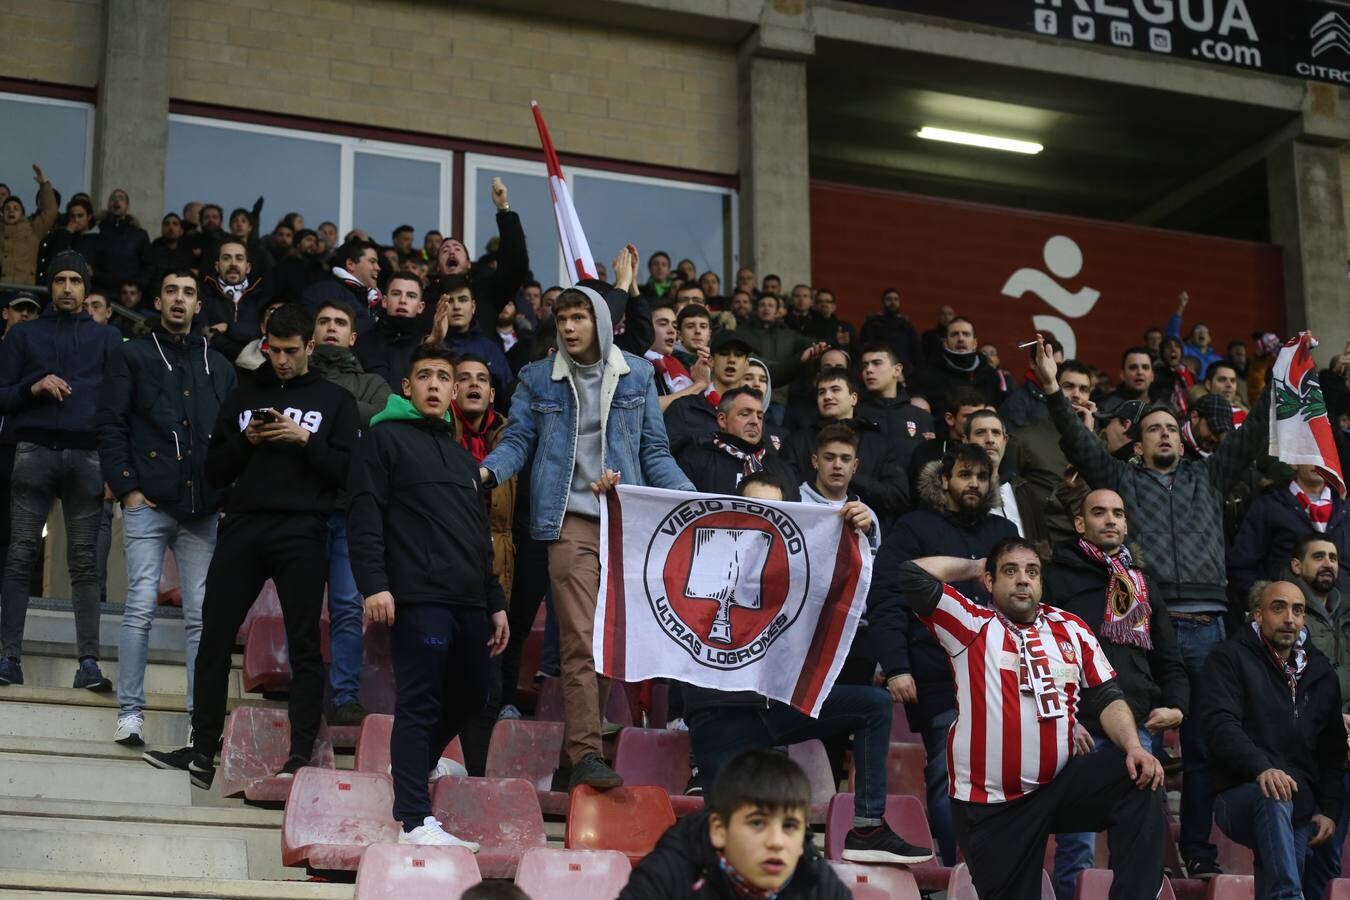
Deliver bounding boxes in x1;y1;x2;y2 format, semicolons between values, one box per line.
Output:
0;93;92;207
464;155;558;285
353;150;448;248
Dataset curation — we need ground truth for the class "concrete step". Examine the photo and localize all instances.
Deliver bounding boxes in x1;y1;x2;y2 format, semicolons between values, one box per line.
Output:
17;652;243;699
22;600;187;657
0;753;192;805
0;870;352;899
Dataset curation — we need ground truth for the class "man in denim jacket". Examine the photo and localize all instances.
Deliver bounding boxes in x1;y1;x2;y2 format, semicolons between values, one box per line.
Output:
481;283;693;789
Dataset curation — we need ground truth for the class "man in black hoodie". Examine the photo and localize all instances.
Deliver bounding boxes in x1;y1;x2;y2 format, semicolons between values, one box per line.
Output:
909;315;1002;406
347;344;507;848
860;288;923;374
1200;581;1344;899
142;304;359;790
857;342;933;470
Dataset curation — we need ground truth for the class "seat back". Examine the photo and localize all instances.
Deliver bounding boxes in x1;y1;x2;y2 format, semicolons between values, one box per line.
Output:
485;719;565;791
353;714;463;775
1074;868;1176;900
219;706;335;800
565;785;676;866
280;768;399;870
787;740;838;815
1207;874;1255;899
828;861;921;899
353;843;481;899
515;847;632;899
612;727;691;794
429;776;547;879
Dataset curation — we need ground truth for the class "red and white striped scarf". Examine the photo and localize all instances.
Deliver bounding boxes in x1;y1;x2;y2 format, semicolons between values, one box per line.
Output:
994;608;1066;721
1292;482;1332;532
1077;539;1153;650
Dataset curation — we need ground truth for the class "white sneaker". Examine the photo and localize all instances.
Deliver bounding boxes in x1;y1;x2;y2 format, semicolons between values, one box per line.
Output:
398;816;480;851
114;713;145;746
667;717;688;732
498;704;522;720
430;757;468;781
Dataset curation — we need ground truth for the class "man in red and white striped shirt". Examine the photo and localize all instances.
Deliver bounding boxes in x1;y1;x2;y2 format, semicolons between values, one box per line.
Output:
897;540;1166;899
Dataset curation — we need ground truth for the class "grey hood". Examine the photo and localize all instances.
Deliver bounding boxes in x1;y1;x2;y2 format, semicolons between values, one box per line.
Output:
555;285;614;371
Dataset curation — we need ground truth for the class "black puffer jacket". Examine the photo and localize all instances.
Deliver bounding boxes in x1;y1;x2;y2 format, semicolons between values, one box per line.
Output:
677;432;802;501
353;314;429;391
856;391;933;470
619;810;850;900
1044;539;1189;732
90;214;150;293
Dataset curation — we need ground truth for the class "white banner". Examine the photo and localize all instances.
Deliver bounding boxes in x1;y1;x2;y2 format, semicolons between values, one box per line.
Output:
594;485;873;717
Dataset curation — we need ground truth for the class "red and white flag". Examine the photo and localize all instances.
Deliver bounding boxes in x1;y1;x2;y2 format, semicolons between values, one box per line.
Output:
531;101;596;286
595;485;873;717
1269;332;1345;497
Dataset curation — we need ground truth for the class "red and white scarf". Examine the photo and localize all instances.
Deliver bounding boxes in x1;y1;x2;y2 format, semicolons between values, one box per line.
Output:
994;608;1066;721
1292;482;1333;532
331;266;382;314
1252;621;1307;706
644;349;693;394
1077;539;1153;650
1170;365;1194;415
711;434;766;477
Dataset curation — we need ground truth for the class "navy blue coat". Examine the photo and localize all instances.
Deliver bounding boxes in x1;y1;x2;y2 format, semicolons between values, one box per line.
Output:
1228;485;1350;599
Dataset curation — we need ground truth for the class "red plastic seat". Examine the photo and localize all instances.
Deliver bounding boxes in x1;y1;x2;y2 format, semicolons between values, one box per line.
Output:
612;727;703;816
1326;878;1350;900
947;862;977;900
1206;874;1255;899
219;706;336;802
280;768;399;870
242;614;331;693
787;739;837;824
485;719;569;816
237;580;281;644
429;776;547;879
891;704;923;744
1042;870;1056;899
1075;868;1177;900
1211;824;1254;876
565;785;676;866
515;847;632;898
352;714;463;776
353;842;481;899
828;861;921;899
534;676;632;726
514;623;545;707
823;793;947;891
849;741;926;804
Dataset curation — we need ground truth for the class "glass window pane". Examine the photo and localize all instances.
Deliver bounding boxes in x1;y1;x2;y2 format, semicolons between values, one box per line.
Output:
573;175;727;286
472;167;557;287
165;120;340;226
353;152;442;246
0;97;89;203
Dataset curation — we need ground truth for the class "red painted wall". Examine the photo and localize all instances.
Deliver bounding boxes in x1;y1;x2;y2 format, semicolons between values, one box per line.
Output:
810;181;1286;374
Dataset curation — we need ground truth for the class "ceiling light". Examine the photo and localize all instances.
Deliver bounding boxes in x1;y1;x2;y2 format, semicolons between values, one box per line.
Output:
916;126;1043;155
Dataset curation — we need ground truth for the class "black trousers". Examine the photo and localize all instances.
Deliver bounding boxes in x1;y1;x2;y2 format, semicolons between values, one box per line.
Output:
497;533;548;709
952;748;1165;900
390;603;490;829
192;512;328;759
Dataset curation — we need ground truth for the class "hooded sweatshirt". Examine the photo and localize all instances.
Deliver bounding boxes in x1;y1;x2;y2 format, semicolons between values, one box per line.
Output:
557;285;614;518
310;343;392;426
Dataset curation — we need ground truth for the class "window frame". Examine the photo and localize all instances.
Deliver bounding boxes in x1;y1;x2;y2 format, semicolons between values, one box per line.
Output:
0;90;95;196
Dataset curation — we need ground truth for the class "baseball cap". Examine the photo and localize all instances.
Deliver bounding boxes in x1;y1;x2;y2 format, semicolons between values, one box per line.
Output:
1193;393;1234;433
710;330;753;355
7;293;40;312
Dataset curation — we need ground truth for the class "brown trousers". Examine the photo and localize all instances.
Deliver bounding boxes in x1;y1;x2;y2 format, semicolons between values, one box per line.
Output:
546;514;612;765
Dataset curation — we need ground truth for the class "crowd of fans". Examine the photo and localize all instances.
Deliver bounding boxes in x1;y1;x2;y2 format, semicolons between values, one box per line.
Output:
1;163;1349;899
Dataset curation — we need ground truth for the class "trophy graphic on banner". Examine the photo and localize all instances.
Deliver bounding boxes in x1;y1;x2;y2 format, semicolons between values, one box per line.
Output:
685;527;773;644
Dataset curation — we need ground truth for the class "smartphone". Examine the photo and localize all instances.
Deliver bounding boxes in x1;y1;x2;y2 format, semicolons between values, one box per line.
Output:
251;408;277;424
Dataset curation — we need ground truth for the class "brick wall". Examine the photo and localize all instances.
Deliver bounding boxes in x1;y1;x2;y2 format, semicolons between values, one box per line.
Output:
165;0;739;174
0;0;102;87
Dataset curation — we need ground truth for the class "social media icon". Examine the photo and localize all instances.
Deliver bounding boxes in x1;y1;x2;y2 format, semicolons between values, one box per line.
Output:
1072;16;1095;41
1149;28;1172;52
1110;21;1134;46
1035;10;1058;35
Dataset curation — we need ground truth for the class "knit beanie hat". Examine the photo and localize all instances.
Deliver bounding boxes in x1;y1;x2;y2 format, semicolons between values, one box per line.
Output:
47;250;91;292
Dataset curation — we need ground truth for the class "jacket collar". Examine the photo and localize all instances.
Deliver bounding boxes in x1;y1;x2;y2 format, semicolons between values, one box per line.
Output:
550;344;629;381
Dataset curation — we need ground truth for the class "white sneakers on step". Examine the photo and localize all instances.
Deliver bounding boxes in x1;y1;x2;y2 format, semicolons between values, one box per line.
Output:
114;713;145;746
398;816;480;851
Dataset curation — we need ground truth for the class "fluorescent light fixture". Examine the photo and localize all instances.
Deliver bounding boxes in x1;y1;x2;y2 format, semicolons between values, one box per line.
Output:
916;126;1043;155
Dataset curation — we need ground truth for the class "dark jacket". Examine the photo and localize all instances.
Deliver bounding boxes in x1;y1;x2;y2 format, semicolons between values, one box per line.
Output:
0;305;124;448
301;274;377;331
90;215;150;293
803;311;856;349
1047;387;1271;606
1292;573;1350;714
781;415;910;527
1200;624;1344;825
998;381;1048;431
738;320;813;406
442;326;513;394
1044;540;1189;730
856;392;933;470
859;311;922;373
146;237;194;279
95;326;237;520
467;210;529;335
677;432;802;501
309;343;392;426
618;810;850;900
1229;485;1350;599
354;314;429;391
201;276;274;362
37;227;98;284
205;367;359;515
909;350;1003;406
871;460;1020;728
664;392;720;460
1008;417;1077;548
346;395;507;614
271;252;328;303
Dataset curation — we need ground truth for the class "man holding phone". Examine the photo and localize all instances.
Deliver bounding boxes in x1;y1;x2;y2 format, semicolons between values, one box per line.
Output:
143;304;360;789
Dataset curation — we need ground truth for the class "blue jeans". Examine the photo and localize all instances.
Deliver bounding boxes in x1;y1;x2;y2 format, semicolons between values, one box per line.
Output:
1302;770;1350;900
1052;727;1153;900
1173;615;1225;864
325;514;362;706
690;683;892;820
923;708;959;865
118;505;216;716
1216;783;1312;900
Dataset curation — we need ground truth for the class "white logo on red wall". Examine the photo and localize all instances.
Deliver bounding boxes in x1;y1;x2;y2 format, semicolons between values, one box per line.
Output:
1000;235;1101;359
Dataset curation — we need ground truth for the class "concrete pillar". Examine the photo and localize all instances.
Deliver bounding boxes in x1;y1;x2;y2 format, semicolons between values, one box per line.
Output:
1268;139;1350;366
738;5;814;290
92;0;170;220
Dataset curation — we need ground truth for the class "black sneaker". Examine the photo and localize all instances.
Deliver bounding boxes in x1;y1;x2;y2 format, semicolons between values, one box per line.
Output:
0;656;22;685
569;753;624;790
143;746;215;790
684;768;703;797
328;701;367;727
276;754;307;778
1186;857;1222;880
842;823;934;865
73;658;112;692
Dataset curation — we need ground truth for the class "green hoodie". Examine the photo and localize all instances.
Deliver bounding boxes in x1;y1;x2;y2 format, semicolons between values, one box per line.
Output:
369;393;453;427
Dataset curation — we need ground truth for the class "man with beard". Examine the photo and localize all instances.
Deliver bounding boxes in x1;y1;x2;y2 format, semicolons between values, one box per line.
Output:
272;229;328;302
856;343;933;471
89;187;149;296
1287;536;1350;900
1182;394;1232;460
1098;348;1156;418
863;444;1019;864
355;275;429;392
1047;489;1189;900
1230;466;1350;601
1034;335;1273;881
665;331;752;459
905;386;992;497
433;177;527;335
492;297;530;375
860;288;923;374
424;275;512;398
677;386;799;499
909;315;1002;406
1200;580;1344;899
202;240;273;362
